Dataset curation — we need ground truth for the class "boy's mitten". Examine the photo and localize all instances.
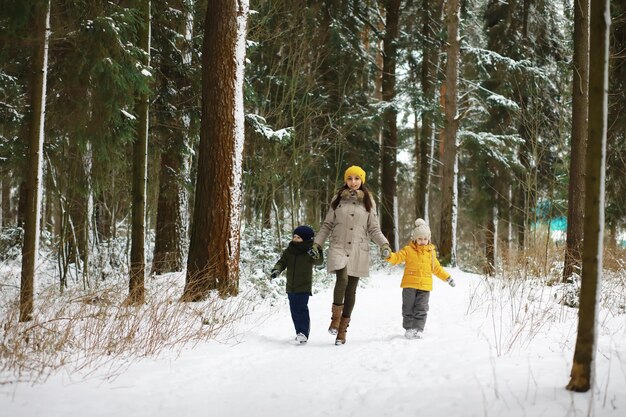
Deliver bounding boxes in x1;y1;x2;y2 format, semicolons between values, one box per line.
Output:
447;277;456;287
381;244;392;260
308;243;321;260
270;269;280;279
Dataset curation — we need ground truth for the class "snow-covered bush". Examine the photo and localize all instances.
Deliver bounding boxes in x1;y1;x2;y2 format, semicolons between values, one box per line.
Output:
0;226;23;261
553;274;581;308
238;225;335;303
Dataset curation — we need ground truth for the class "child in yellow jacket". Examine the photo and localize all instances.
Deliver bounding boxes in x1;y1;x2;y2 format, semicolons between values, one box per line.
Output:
385;219;455;339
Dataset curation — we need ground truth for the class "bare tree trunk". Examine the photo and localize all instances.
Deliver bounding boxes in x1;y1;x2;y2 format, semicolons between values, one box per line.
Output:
17;179;27;228
152;145;187;275
513;177;526;250
151;0;193;276
439;0;460;266
522;0;530;39
567;0;610;393
605;2;626;245
496;174;512;265
564;0;589;281
93;155;113;241
126;0;151;306
65;140;89;265
82;143;92;287
416;0;443;220
485;206;496;276
262;196;271;229
380;0;401;250
1;172;12;227
314;0;343;206
182;0;249;300
42;163;52;233
19;0;51;322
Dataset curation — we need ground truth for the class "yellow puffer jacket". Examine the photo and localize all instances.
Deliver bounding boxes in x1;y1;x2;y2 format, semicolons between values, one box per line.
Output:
386;242;450;291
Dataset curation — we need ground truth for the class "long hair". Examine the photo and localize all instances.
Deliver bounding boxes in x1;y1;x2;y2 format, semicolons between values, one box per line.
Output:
331;183;374;212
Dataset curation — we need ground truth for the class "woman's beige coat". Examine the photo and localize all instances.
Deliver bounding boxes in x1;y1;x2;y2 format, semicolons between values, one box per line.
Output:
314;189;389;277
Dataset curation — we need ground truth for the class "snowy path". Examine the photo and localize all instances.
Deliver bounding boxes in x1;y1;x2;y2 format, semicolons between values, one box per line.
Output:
2;268;625;417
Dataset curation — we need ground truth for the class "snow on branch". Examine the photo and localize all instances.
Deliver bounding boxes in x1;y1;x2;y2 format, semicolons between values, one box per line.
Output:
120;109;136;120
245;114;293;144
460;130;524;167
486;94;520;111
463;46;552;83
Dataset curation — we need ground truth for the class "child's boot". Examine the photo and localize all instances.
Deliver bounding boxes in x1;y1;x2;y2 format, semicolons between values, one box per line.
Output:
335;316;351;345
295;333;308;344
328;304;343;335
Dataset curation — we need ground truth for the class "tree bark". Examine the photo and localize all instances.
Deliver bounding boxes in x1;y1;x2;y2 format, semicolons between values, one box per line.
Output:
496;174;512;264
1;172;12;227
512;175;527;250
314;0;343;211
93;155;113;241
151;0;193;276
567;0;610;393
416;0;443;221
17;179;27;228
65;140;89;265
485;206;496;276
152;144;187;275
182;0;249;300
605;1;626;240
19;0;51;322
380;0;401;250
564;0;589;281
126;0;151;306
439;0;460;266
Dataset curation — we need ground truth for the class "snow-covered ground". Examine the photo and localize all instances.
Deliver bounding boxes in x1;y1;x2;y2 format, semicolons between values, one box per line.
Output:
2;267;625;417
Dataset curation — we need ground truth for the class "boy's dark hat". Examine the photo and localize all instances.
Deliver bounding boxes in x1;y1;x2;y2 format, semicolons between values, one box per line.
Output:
293;225;314;241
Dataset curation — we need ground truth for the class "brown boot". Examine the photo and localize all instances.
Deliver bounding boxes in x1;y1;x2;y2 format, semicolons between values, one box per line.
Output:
328;304;343;335
335;316;351;345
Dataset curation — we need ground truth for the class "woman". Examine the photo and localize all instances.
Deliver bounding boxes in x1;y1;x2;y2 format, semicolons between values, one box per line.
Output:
309;165;391;345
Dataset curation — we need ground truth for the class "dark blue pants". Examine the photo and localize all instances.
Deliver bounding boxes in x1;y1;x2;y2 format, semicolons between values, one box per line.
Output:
287;292;310;338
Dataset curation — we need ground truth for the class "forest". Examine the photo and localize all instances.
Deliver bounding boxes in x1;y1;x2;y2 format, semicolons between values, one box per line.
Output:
1;0;625;396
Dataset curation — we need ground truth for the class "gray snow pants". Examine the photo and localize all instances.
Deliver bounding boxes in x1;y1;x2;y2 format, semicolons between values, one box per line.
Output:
402;288;430;331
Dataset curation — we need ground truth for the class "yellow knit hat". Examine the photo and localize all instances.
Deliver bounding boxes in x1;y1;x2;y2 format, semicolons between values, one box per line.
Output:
344;165;366;184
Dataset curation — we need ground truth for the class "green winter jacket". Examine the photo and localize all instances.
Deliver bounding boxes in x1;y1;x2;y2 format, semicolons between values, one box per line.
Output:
273;240;323;294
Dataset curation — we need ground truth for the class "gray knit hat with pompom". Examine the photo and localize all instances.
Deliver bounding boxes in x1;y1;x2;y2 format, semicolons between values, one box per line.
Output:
410;218;431;241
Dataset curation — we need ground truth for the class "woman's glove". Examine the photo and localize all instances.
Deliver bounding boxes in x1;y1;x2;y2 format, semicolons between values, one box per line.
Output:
381;244;392;259
447;277;456;287
270;269;280;279
308;243;322;260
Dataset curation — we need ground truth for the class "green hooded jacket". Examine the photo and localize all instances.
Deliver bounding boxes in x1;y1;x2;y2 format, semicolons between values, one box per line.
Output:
273;240;323;294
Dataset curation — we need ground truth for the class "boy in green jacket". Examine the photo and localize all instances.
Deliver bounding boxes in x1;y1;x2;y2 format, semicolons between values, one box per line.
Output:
270;225;323;344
